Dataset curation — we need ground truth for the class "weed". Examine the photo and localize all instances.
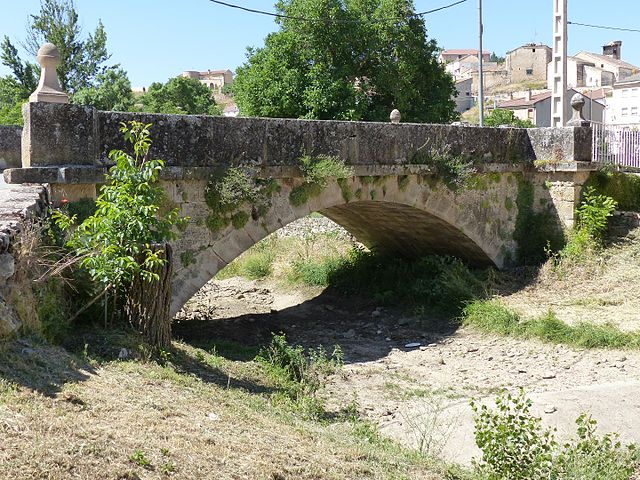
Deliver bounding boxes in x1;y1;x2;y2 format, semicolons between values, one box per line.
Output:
463;300;640;350
129;449;151;468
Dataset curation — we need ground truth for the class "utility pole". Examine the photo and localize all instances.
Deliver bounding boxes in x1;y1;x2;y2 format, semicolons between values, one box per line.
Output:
551;0;568;127
478;0;485;126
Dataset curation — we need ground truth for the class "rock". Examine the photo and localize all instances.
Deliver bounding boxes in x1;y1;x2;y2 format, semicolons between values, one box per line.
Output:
371;311;381;318
0;296;20;337
385;337;391;342
428;343;438;348
541;371;556;379
207;412;220;421
118;348;130;360
438;357;446;365
617;356;627;363
398;317;411;326
0;253;15;284
376;330;383;335
404;342;421;349
465;346;479;353
544;405;557;414
344;329;356;339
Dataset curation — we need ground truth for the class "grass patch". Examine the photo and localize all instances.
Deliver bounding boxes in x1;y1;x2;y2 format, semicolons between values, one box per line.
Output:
463;300;640;349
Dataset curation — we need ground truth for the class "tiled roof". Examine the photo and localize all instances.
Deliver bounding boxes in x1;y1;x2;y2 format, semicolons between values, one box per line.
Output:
441;49;490;56
575;51;639;71
497;91;552;108
617;73;640;85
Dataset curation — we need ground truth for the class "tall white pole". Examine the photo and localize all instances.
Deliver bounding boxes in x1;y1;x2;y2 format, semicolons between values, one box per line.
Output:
551;0;568;127
478;0;484;126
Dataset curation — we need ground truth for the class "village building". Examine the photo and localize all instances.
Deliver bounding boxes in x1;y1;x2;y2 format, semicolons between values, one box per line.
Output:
606;73;640;125
505;43;552;84
182;69;234;93
438;49;490;64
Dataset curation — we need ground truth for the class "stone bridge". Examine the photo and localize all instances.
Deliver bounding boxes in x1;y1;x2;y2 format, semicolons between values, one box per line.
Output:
2;101;596;316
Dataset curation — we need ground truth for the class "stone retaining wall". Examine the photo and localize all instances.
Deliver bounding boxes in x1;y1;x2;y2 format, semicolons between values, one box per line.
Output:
0;125;22;170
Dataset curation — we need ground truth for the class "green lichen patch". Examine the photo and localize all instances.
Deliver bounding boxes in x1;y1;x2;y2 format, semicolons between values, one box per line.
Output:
360;176;375;185
337;178;353;203
504;197;514;211
289;154;353;207
410;144;476;191
180;249;197;268
231;211;250;229
205;167;281;234
370;190;378;200
513;177;565;264
397;175;410;192
354;188;363;200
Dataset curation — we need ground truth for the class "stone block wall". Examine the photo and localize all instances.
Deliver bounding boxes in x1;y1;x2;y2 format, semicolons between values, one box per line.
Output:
0;125;22;170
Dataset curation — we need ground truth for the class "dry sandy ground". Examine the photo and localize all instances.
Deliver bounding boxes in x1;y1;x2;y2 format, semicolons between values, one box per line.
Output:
175;276;640;466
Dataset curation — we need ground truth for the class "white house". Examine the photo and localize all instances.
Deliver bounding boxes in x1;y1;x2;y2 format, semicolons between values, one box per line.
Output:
454;78;474;113
182;69;234;93
497;89;606;127
606;73;640;125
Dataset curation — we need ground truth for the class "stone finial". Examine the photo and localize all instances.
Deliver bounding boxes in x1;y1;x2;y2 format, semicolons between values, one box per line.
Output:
29;43;68;104
390;109;401;124
566;93;589;127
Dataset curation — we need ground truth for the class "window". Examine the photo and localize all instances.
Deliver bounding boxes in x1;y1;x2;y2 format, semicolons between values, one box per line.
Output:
622;107;629;116
632;107;638;116
526;68;533;75
622;89;630;97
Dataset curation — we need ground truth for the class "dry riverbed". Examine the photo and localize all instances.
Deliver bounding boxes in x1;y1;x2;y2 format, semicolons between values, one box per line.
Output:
174;276;640;466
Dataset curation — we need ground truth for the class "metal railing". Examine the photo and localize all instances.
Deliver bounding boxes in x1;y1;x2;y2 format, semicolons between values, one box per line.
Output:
592;122;640;168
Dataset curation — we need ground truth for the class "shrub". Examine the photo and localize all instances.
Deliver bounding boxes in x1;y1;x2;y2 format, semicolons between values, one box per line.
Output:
257;333;343;401
471;389;556;479
289;155;353;206
577;186;617;239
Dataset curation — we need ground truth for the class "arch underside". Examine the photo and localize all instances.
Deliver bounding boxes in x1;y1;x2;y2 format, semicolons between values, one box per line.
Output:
321;201;494;266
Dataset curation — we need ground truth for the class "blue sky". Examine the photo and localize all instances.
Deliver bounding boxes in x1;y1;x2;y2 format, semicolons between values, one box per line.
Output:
1;0;639;87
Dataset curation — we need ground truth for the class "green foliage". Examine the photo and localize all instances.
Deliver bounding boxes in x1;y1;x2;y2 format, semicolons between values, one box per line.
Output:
471;389;556;479
585;170;640;212
204;168;278;233
288;254;345;286
411;145;475;191
0;76;26;125
129;449;151;468
72;67;134;111
36;278;71;342
2;0;112;95
234;0;457;123
576;186;617;239
140;76;221;115
257;332;343;400
290;154;353;206
54;122;184;292
239;244;275;279
484;109;535;128
513;178;565;264
472;391;640;480
489;52;505;63
463;300;640;350
327;249;484;315
555;414;639;479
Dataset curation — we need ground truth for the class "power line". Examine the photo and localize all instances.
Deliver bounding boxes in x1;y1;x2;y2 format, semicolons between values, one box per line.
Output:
568;21;640;33
207;0;468;24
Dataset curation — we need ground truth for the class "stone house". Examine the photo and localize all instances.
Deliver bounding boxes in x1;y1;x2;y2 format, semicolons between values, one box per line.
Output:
182;69;234;93
454;78;474;113
506;43;552;84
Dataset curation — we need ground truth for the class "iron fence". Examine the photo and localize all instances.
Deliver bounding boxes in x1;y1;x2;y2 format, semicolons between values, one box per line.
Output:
592;123;640;168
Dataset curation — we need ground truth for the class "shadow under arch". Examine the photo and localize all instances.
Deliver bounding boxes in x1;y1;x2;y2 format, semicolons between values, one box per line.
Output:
170;175;508;317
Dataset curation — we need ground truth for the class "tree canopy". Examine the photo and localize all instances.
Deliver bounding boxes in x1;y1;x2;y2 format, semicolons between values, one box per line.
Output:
484;108;535;128
233;0;457;123
140;76;221;116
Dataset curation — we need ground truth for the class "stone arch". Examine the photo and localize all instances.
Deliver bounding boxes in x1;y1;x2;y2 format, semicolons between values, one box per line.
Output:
169;173;518;316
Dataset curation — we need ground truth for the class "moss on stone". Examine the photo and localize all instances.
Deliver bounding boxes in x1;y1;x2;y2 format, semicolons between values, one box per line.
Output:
504;197;514;211
354;188;363;200
231;211;250;229
206;213;230;234
513;177;565;264
337;178;352;203
360;176;375;185
370;190;378;200
289;182;323;207
397;175;410;191
180;249;197;268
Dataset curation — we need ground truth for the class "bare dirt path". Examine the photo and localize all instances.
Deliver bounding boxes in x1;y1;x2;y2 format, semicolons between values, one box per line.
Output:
174;277;640;466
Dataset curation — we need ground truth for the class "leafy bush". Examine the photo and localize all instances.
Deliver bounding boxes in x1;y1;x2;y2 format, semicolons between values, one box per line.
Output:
257;333;343;400
584;170;640;212
484;108;534;128
471;389;556;479
472;391;640;480
577;186;617;239
290;155;353;206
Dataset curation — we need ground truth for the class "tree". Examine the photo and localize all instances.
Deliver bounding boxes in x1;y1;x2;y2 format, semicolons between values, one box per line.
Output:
233;0;457;123
0;0;133;117
140;76;221;115
489;52;505;63
484;108;534;128
0;76;26;125
73;67;134;111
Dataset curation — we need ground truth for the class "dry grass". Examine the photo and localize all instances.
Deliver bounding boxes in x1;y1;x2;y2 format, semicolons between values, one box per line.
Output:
501;228;640;331
0;333;447;480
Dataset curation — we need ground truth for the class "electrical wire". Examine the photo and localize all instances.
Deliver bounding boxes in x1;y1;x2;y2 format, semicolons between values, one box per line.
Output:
568;21;640;34
207;0;468;24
